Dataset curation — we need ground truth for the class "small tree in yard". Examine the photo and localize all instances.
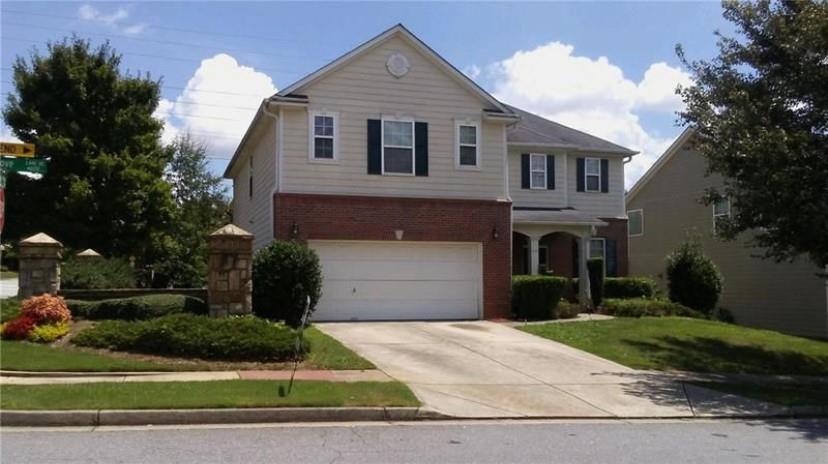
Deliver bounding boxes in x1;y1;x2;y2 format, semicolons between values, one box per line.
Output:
665;241;723;315
252;241;322;328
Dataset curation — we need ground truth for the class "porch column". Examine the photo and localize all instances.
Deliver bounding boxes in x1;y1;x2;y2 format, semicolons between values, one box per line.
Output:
578;234;592;307
529;235;541;275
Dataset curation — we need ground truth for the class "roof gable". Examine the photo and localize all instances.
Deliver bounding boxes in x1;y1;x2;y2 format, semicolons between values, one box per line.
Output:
626;127;695;202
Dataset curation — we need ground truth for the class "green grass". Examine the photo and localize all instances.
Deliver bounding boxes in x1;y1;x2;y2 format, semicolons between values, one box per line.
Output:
0;340;185;372
0;380;419;410
693;382;828;407
0;270;18;280
520;317;828;376
1;297;21;323
304;326;374;370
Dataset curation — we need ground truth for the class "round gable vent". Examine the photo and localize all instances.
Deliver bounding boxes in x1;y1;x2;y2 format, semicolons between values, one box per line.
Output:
386;52;410;78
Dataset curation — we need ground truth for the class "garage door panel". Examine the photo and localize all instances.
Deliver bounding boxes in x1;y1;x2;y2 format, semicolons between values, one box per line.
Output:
322;260;477;281
316;243;477;263
321;279;478;300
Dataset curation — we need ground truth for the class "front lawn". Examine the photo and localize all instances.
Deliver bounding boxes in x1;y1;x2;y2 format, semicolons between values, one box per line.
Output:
304;326;374;370
692;381;828;407
520;317;828;376
0;340;186;372
0;380;418;410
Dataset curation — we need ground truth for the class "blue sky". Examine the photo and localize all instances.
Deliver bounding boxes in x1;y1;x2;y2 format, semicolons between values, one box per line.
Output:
0;2;732;186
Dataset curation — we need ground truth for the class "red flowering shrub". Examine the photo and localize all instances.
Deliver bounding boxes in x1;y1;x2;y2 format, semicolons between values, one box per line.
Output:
1;315;38;340
20;294;71;324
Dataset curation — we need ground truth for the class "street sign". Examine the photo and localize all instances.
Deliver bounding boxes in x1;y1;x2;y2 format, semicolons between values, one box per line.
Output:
0;157;48;174
0;142;36;158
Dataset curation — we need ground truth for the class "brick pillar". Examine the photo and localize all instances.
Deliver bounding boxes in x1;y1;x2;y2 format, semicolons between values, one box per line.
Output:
207;224;254;317
18;233;63;299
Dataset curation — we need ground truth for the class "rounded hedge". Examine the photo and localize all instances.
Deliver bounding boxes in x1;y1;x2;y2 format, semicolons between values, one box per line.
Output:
252;241;322;327
665;241;723;315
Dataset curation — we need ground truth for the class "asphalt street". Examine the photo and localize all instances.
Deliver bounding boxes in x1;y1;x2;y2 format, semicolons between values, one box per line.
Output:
2;419;826;463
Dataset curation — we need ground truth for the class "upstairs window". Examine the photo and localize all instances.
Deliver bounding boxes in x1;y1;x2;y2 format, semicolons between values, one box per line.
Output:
382;120;415;174
456;122;479;168
310;112;337;160
628;209;643;236
585;157;601;192
713;197;731;232
589;237;606;261
530;154;547;189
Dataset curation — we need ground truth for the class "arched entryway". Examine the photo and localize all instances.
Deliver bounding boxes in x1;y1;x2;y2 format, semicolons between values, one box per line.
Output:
513;231;579;276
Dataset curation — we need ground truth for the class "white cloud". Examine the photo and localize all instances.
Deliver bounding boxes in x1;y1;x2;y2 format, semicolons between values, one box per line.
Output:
156;54;277;157
488;41;690;187
77;4;144;35
463;64;481;80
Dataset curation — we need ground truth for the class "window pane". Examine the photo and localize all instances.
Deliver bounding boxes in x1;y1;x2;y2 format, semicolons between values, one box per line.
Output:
314;137;333;159
459;146;477;166
586;158;600;175
714;198;729;216
628;211;643;235
314;116;334;137
589;239;605;259
384;147;413;173
531;172;545;188
586;175;600;191
384;121;412;147
530;155;545;171
459;125;476;145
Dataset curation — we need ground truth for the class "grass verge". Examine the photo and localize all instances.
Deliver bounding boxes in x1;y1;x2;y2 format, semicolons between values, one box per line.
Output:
692;382;828;407
0;380;419;410
304;327;374;370
520;317;828;376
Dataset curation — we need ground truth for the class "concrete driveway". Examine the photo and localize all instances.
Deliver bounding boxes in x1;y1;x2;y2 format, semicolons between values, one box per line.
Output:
317;321;784;418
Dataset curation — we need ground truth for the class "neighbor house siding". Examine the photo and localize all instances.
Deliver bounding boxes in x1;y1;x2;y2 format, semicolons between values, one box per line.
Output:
230;118;277;251
279;35;506;201
627;144;827;338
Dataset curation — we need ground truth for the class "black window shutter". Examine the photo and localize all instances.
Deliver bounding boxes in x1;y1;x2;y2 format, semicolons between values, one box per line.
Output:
546;155;555;190
576;158;585;192
415;122;428;176
605;239;618;277
601;159;609;193
521;154;530;189
367;119;381;175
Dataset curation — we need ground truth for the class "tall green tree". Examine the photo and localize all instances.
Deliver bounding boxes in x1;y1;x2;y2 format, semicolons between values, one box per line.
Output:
151;134;230;287
677;1;828;267
2;36;175;258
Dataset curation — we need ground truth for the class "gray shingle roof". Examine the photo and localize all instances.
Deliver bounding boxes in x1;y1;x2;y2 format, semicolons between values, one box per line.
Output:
506;104;636;155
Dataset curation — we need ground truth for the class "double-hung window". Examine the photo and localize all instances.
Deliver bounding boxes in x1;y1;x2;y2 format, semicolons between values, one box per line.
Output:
530;154;547;189
310;112;337;161
456;122;479;168
382;120;415;174
713;197;731;232
585;157;601;192
589;238;606;261
627;209;643;236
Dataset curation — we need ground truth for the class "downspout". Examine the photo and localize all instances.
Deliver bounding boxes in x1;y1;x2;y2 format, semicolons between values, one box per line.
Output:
261;100;280;242
621;155;633;216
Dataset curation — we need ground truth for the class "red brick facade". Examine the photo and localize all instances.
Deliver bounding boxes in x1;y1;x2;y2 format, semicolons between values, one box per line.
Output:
273;193;513;319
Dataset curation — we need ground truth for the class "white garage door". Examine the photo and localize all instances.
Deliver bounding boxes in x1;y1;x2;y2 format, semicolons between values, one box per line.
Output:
309;241;482;321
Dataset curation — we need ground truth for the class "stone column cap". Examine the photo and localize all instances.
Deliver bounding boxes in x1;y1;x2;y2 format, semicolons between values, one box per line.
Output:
77;248;102;257
210;224;253;238
20;233;63;247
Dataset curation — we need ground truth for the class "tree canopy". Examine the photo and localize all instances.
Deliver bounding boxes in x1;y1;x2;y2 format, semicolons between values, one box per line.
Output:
677;0;828;267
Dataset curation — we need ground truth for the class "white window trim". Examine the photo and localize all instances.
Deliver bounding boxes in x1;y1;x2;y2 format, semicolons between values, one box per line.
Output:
588;237;606;260
713;198;731;232
308;111;339;163
529;153;547;190
627;208;644;237
584;157;602;193
455;120;481;170
381;118;416;176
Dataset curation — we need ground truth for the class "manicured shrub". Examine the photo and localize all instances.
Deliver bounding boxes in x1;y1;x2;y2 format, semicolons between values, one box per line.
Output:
600;298;703;318
27;322;70;343
712;307;735;323
1;315;37;340
603;277;657;299
665;241;723;315
0;297;21;323
20;294;71;324
587;258;605;307
556;301;583;319
512;276;570;320
61;256;136;289
66;295;207;320
253;241;322;327
72;313;301;361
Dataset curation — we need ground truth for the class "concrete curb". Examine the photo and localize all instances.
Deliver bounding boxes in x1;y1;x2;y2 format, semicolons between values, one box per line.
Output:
0;370;173;378
0;407;442;427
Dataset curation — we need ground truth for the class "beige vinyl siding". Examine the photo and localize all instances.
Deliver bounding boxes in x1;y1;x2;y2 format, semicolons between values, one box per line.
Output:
508;148;567;208
280;36;506;200
230;118;277;251
566;155;625;218
627;145;827;338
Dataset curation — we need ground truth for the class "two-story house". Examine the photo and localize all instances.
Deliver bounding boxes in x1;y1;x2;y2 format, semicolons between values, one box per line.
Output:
224;24;636;321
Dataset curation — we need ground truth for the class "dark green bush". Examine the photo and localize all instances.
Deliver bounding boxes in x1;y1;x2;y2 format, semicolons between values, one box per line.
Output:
252;241;323;327
66;294;207;320
556;301;583;319
71;313;301;361
665;241;723;315
587;258;605;307
512;276;570;320
603;277;657;299
712;307;735;323
601;298;703;318
61;257;135;289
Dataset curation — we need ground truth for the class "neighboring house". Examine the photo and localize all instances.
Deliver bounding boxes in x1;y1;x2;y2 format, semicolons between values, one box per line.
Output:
626;128;828;338
224;24;636;322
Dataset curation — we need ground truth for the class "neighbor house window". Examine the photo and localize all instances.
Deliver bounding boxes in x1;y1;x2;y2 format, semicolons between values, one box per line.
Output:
382;120;415;174
628;209;643;236
589;238;605;261
310;112;337;160
530;153;547;189
585;157;601;192
456;122;479;168
713;197;731;232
